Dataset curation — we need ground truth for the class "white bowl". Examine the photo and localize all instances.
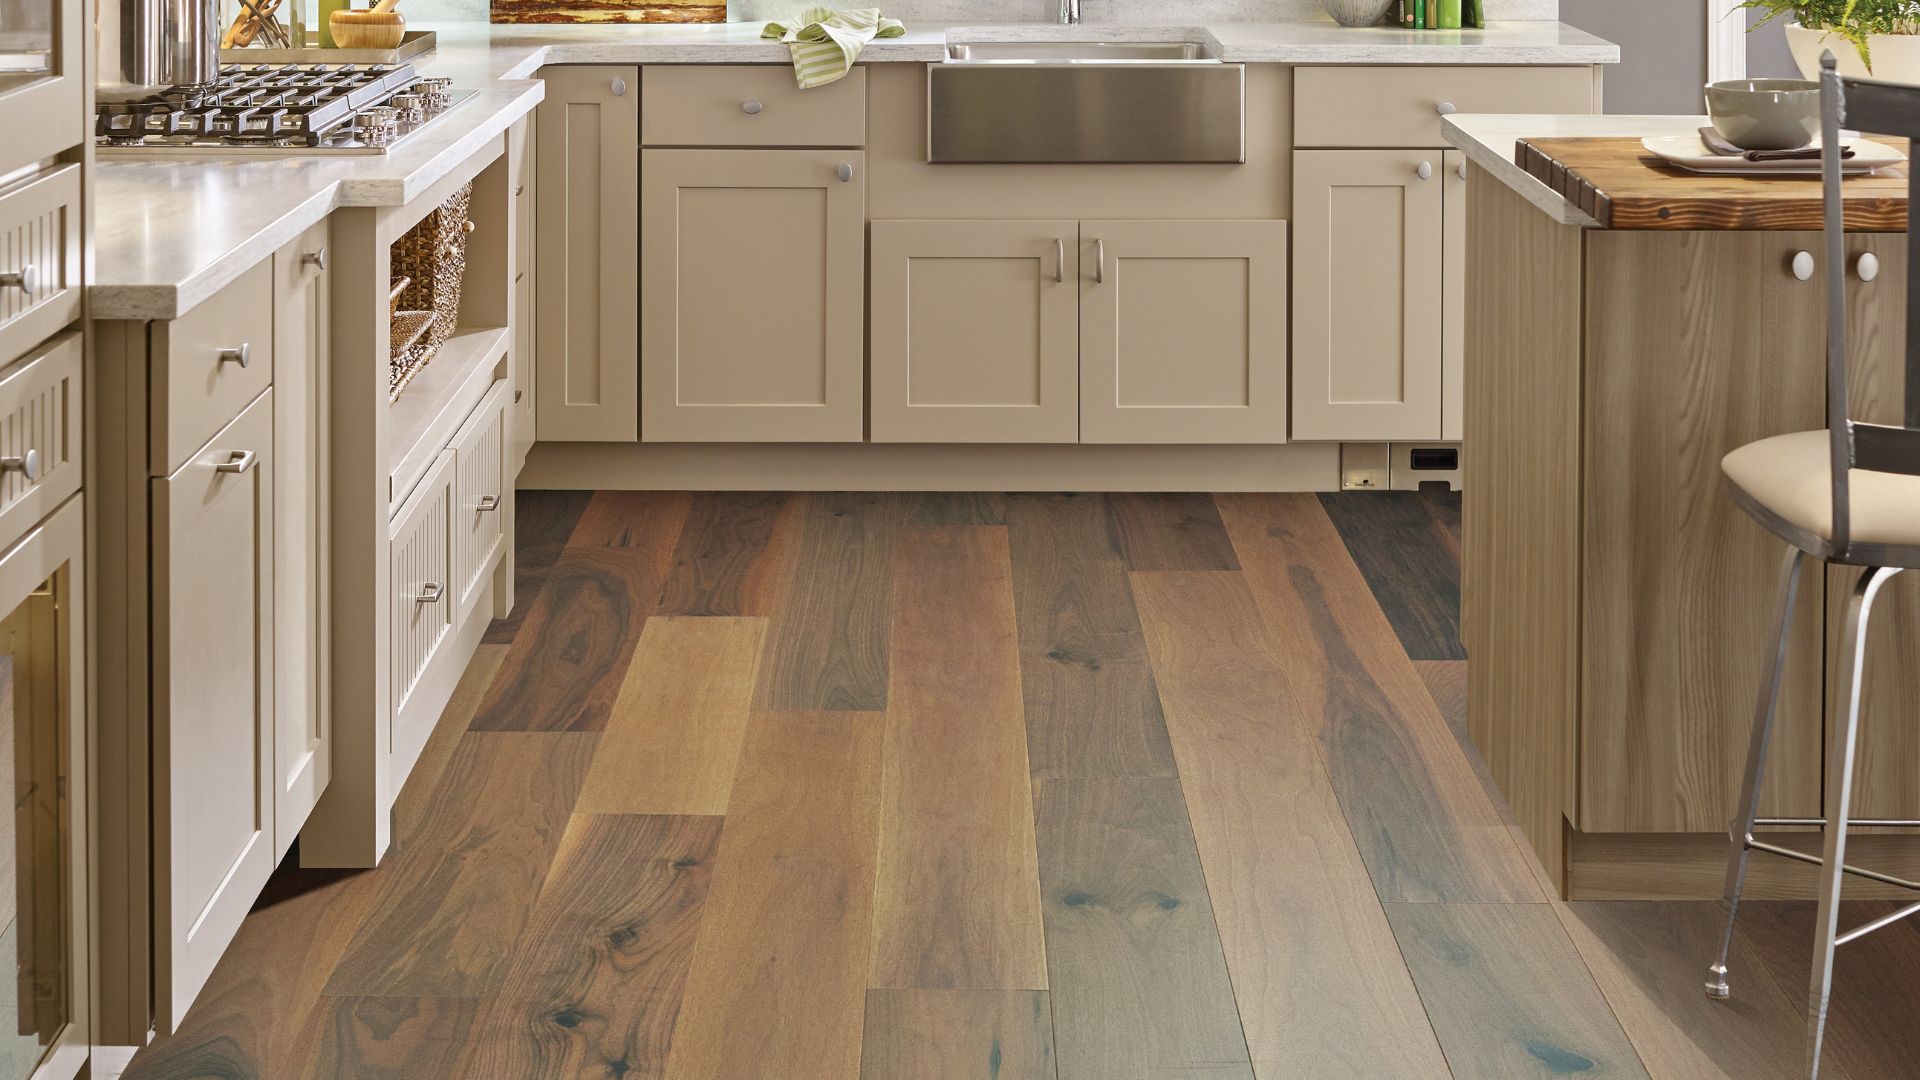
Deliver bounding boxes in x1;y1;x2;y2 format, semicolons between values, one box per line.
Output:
1786;22;1920;85
1321;0;1397;27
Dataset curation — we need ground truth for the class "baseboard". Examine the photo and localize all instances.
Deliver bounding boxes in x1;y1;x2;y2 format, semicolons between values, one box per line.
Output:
1569;829;1920;900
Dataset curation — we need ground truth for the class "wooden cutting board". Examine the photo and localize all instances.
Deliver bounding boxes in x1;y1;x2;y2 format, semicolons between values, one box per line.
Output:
1513;135;1909;231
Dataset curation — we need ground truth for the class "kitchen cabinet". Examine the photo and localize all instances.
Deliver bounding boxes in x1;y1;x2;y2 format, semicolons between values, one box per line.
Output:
150;389;275;1032
0;0;84;177
534;65;638;443
388;448;454;782
510;112;537;470
640;148;866;442
1081;220;1290;444
452;382;510;621
1442;149;1468;443
869;219;1080;444
1292;150;1445;442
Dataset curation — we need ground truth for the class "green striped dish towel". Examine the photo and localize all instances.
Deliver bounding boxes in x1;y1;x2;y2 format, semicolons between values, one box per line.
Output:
761;7;904;88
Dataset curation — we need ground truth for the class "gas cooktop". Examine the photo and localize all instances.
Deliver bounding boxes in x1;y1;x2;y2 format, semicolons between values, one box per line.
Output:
95;63;468;154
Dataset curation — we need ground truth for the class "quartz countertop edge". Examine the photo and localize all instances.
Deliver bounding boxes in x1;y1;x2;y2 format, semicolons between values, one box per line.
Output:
1443;113;1718;229
94;20;1619;320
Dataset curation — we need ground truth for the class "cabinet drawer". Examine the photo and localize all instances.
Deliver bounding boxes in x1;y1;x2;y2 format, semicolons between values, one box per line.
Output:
390;448;455;761
0;331;81;551
151;260;275;475
1294;66;1594;148
451;381;509;618
0;164;82;367
643;65;866;147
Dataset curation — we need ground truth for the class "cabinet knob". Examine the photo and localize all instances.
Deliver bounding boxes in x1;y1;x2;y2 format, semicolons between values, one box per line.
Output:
514;184;525;196
302;247;328;270
1856;251;1881;282
1416;160;1434;181
0;264;37;297
837;162;855;183
610;77;627;97
1436;101;1458;116
417;582;444;604
1457;162;1468;181
742;100;763;115
218;343;251;368
478;494;501;512
1791;250;1817;281
213;449;258;475
0;449;40;483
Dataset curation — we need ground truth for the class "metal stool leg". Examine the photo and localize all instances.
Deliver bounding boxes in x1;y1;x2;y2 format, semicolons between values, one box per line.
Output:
1807;565;1902;1080
1708;546;1808;1000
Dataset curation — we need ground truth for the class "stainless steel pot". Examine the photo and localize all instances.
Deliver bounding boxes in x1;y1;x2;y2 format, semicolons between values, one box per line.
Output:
97;0;218;101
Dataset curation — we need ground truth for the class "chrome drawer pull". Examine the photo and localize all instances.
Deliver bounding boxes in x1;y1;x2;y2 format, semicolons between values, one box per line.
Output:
1055;238;1065;283
0;265;37;297
302;247;328;270
478;495;501;512
214;449;258;474
1094;238;1106;284
218;343;251;368
417;582;444;604
0;449;40;483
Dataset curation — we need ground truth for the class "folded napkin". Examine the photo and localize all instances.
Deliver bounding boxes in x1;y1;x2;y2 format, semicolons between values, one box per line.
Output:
1698;126;1855;163
762;7;905;89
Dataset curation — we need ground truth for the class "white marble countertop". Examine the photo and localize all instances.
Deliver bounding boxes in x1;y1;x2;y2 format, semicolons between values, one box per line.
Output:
96;19;1619;319
1443;113;1711;228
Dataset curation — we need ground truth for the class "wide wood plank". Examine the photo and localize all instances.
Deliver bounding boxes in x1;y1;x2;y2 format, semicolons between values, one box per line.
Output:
870;526;1047;991
471;492;691;732
1737;900;1920;1080
1103;492;1240;571
485;489;595;644
907;491;1008;526
1005;494;1176;779
460;814;723;1079
656;492;794;616
755;492;899;711
1216;494;1541;903
324;732;598;997
394;643;507;843
1318;491;1465;661
1387;902;1649;1079
662;712;883;1080
298;996;480;1080
1032;776;1252;1080
860;990;1057;1080
1128;571;1450;1080
576;616;767;815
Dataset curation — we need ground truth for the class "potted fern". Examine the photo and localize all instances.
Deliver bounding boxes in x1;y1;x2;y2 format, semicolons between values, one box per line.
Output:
1745;0;1920;83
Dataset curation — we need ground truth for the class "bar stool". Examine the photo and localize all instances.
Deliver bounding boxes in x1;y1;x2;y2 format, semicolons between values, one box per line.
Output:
1705;53;1920;1079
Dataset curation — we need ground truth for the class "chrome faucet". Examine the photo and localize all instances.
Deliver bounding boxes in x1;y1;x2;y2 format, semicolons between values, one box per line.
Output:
1060;0;1080;23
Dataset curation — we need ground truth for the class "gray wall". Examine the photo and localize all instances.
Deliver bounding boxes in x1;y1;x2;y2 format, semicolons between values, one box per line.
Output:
1746;7;1799;78
1562;0;1705;114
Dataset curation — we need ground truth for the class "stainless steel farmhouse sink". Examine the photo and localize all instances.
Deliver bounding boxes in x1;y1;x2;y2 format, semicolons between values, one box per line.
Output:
928;40;1245;164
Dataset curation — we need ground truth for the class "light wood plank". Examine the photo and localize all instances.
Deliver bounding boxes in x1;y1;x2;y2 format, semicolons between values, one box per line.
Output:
1129;571;1450;1080
1214;494;1542;903
870;526;1048;991
1033;777;1252;1080
662;713;882;1080
1386;902;1650;1079
576;616;767;816
860;990;1057;1080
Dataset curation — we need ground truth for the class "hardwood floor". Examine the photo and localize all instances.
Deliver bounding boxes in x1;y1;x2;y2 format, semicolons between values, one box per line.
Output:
124;490;1920;1080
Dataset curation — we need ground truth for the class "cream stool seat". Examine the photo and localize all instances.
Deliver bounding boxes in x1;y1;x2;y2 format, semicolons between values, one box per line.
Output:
1723;430;1920;560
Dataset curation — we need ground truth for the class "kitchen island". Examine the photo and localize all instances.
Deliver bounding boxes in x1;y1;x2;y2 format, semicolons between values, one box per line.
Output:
1447;114;1920;899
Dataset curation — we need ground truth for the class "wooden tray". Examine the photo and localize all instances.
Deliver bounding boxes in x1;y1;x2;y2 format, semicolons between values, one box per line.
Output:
1514;135;1910;231
221;29;435;65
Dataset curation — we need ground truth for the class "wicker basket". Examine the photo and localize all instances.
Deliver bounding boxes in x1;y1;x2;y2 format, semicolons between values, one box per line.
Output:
388;181;474;394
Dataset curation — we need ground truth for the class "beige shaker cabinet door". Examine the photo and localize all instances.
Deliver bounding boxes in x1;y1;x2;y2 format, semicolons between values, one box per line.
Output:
1292;150;1446;442
869;219;1080;444
535;65;639;443
640;149;866;443
1079;220;1289;445
151;389;276;1033
389;449;456;785
271;221;331;859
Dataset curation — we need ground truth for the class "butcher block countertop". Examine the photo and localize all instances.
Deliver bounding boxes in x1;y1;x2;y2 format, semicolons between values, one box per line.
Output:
1446;112;1910;231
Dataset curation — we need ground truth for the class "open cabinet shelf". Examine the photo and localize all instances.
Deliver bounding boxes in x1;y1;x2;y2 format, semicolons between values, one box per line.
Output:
387;323;508;509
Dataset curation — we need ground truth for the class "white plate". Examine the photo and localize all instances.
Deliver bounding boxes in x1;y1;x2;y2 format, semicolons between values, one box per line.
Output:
1640;134;1904;176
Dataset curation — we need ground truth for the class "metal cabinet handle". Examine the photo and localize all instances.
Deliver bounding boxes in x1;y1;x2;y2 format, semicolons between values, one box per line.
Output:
1094;238;1106;284
302;247;328;270
610;77;627;97
742;100;763;115
836;162;854;183
1436;101;1458;116
214;449;258;474
417;582;444;604
514;184;526;196
1416;160;1434;181
1054;238;1065;283
1457;162;1468;181
0;449;41;483
218;343;251;368
1857;251;1881;282
1791;250;1817;281
514;389;524;403
478;494;501;512
0;265;37;297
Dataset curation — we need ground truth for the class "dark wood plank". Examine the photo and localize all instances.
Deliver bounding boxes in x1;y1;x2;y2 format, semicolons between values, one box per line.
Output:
907;491;1007;526
1386;902;1650;1079
1005;494;1177;780
1737;900;1920;1080
1103;493;1240;571
1033;776;1252;1080
298;997;480;1080
1219;494;1538;902
393;643;506;844
871;526;1047;991
662;712;882;1079
1317;491;1464;661
324;732;598;998
470;492;690;732
1128;570;1451;1078
860;990;1058;1080
484;490;595;644
655;491;793;616
755;492;900;712
459;814;722;1079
